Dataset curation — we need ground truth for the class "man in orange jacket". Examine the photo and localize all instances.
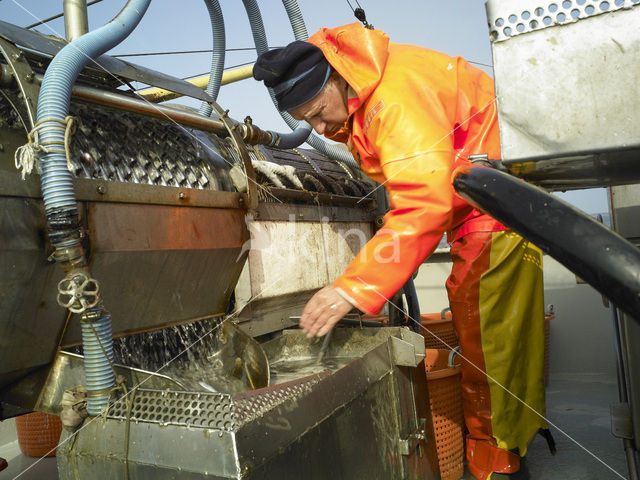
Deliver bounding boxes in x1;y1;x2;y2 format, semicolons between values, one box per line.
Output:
254;23;546;480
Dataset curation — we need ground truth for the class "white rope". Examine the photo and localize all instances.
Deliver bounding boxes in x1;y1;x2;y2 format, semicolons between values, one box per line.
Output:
14;116;77;180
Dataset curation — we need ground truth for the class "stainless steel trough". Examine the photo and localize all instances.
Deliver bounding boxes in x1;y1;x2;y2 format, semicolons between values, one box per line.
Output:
55;327;440;480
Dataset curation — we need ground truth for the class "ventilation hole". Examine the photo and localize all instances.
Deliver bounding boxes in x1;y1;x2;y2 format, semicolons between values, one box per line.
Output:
571;8;580;17
543;15;553;24
508;14;518;22
517;23;525;32
504;26;513;36
535;7;545;15
549;3;558;12
557;12;567;20
586;4;595;12
600;1;610;9
615;0;624;5
577;0;586;3
562;0;572;7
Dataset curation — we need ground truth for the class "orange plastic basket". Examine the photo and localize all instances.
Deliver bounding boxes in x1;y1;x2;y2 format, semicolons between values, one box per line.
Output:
14;412;62;458
425;349;464;480
421;312;459;350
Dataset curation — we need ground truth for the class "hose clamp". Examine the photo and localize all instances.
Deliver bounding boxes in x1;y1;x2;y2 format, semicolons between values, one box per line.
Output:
57;270;100;313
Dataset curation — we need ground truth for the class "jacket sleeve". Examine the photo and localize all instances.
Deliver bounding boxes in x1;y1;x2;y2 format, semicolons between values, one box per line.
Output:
332;99;457;315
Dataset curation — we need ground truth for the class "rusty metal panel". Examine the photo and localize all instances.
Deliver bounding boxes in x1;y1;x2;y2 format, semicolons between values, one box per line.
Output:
61;202;249;344
0;197;64;389
87;202;246;252
0;198;249;398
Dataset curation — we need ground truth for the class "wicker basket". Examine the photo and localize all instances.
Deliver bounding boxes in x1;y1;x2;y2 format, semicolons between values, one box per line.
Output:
421;311;459;350
14;412;62;458
425;349;464;480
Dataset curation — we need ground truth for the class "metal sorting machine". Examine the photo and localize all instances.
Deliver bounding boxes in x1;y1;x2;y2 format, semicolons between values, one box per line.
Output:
0;8;440;480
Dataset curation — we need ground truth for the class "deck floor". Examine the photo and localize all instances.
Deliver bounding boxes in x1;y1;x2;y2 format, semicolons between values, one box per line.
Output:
0;373;632;480
463;373;629;480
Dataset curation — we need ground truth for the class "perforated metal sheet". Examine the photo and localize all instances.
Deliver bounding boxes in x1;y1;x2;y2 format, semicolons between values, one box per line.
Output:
487;0;640;42
233;373;328;426
107;374;326;431
108;389;237;431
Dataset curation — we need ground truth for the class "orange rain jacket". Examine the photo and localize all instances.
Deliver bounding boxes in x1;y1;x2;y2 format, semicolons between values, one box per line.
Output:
308;23;505;315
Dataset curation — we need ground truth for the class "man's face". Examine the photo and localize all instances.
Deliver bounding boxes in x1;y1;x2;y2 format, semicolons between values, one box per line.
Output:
289;78;349;136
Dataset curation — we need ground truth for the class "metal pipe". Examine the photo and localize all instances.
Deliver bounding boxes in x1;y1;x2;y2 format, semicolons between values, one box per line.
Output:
63;0;89;41
139;65;254;103
25;0;103;30
35;74;281;147
34;74;228;135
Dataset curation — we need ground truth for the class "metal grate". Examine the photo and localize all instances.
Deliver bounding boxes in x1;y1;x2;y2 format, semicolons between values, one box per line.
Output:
233;374;327;426
107;374;326;431
108;389;237;431
69;103;234;191
487;0;640;42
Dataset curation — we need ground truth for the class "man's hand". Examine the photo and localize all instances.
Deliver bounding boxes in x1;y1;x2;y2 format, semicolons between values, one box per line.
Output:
300;286;353;337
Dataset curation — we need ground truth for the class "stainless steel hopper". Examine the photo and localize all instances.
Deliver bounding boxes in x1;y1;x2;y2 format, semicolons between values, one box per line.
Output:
55;327;440;480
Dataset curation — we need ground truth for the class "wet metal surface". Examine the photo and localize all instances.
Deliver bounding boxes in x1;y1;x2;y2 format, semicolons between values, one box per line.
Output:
54;328;439;479
488;2;640;189
110;318;268;395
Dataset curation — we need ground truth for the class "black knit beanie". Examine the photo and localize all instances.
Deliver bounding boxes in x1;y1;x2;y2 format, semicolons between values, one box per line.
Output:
253;41;331;112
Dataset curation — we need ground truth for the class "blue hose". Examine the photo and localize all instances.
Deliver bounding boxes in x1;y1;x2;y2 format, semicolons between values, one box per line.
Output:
198;0;225;115
36;0;151;415
282;0;309;39
242;0;357;167
81;310;116;416
37;0;152;213
268;122;312;149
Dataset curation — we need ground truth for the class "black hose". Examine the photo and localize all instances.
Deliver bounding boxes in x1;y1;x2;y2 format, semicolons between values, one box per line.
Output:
453;167;640;323
402;277;421;333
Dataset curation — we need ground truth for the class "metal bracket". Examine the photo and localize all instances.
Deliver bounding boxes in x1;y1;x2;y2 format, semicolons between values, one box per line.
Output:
206;101;258;210
390;331;426;367
611;403;634;440
399;418;427;456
